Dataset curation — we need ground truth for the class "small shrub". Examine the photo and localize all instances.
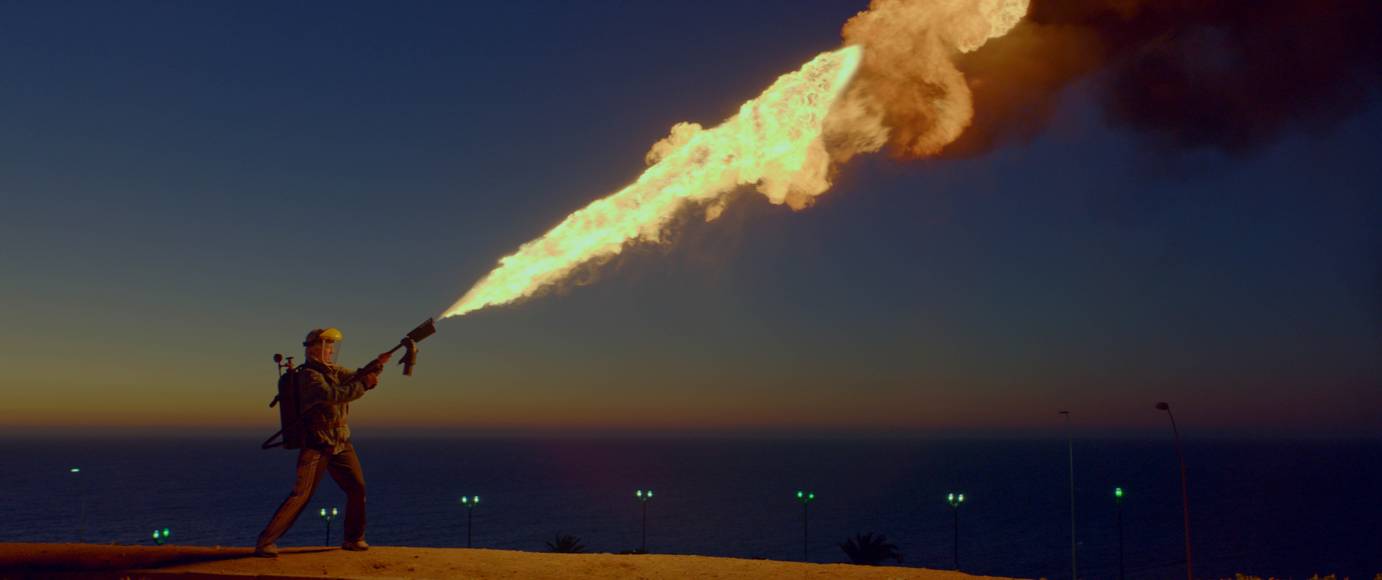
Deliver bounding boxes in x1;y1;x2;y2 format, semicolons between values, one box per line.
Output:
839;532;902;566
545;533;586;553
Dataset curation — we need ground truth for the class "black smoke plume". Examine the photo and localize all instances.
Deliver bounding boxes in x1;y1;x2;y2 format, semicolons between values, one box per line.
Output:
948;0;1382;156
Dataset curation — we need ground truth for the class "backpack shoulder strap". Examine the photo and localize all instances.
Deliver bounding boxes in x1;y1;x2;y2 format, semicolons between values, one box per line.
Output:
260;429;285;449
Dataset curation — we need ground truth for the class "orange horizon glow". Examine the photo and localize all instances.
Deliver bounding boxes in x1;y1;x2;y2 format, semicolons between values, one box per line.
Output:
5;374;1366;436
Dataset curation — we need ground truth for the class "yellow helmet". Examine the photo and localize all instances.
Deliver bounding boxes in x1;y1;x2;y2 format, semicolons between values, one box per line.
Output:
303;327;344;346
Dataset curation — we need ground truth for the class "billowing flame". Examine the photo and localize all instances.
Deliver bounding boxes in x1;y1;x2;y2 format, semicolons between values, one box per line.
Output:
442;0;1029;319
826;0;1031;160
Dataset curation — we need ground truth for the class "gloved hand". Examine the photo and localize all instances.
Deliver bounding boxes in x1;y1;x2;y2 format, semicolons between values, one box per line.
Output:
357;351;394;390
358;351;393;376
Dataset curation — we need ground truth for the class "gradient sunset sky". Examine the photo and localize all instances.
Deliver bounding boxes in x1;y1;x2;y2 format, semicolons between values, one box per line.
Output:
2;1;1378;436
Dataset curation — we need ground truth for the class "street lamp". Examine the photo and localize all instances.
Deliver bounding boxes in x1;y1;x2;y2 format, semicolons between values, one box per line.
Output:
1114;487;1126;580
635;490;653;553
795;490;815;562
1157;401;1193;580
947;492;965;570
68;467;85;542
319;506;338;546
1059;410;1077;580
460;496;480;548
151;528;170;546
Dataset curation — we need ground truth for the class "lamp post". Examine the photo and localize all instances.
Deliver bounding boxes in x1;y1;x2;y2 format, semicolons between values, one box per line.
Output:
1059;410;1077;580
634;490;653;552
1114;487;1125;580
460;496;480;548
69;467;85;542
1156;402;1193;580
947;492;965;570
151;527;170;546
319;507;338;546
795;490;815;562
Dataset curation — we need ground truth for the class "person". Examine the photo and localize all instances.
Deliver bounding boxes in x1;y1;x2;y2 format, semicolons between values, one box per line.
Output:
254;327;390;558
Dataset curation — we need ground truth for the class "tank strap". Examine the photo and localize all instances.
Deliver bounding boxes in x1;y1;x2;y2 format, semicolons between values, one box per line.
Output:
260;429;285;449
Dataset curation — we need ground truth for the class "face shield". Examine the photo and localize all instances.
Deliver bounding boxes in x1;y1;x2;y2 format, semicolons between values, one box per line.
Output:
304;327;344;366
319;339;341;366
307;338;342;366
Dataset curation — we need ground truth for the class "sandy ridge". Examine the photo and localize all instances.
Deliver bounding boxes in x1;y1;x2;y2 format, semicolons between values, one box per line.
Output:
0;543;1019;580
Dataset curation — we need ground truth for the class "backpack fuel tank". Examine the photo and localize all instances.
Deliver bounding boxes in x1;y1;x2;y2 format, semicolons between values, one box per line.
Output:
261;357;304;450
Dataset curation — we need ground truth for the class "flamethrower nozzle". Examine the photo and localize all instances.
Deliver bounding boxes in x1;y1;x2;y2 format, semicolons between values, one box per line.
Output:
405;318;437;343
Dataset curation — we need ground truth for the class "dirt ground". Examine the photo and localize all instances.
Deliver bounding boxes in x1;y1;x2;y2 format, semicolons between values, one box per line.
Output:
0;543;1019;580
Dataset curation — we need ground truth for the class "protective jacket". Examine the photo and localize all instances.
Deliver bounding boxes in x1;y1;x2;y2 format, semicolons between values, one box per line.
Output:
297;359;371;453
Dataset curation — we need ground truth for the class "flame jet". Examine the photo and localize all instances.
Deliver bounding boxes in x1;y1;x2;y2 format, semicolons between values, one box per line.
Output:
442;47;862;319
441;0;1031;319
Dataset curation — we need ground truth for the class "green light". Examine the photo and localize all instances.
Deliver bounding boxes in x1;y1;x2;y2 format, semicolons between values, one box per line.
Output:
69;468;80;473
1115;487;1125;500
958;494;965;503
332;507;339;517
796;491;803;499
320;507;326;517
162;528;170;537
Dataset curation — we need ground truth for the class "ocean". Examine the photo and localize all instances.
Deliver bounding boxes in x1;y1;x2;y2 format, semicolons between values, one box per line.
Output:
1;436;1377;579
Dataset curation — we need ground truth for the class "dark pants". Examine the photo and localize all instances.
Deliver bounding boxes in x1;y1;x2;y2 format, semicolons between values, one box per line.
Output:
256;443;366;547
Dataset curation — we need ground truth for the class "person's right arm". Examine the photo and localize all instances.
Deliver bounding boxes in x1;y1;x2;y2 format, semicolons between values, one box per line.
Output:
299;368;371;405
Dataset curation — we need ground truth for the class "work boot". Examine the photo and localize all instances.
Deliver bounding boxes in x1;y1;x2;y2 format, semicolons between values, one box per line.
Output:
253;544;279;558
342;539;369;552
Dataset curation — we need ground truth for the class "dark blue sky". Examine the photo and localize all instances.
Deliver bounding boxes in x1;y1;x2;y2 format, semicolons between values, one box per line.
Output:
1;1;1377;435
